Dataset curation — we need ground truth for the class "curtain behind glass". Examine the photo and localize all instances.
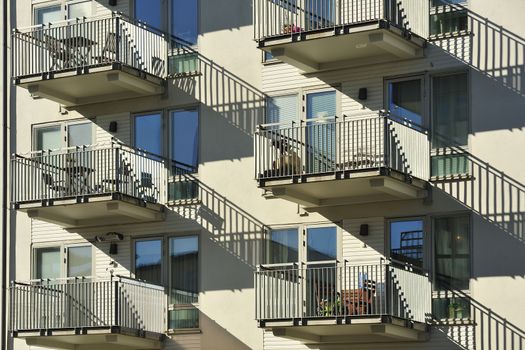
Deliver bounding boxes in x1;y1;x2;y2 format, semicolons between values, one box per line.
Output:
171;0;198;44
171;109;199;173
67;246;92;277
35;6;62;25
36;247;61;279
432;73;468;148
135;113;163;158
169;236;198;305
389;79;423;125
135;0;162;29
268;229;298;264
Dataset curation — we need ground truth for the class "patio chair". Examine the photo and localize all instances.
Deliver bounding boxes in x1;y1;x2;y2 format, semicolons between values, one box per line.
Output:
42;172;67;197
45;35;71;70
93;32;117;64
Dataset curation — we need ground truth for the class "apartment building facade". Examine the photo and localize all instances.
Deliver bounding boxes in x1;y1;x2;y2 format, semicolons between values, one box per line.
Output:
4;0;525;349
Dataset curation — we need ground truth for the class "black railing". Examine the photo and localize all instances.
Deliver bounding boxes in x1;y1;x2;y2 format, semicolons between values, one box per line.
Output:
11;142;167;204
254;112;430;181
255;261;431;324
253;0;428;41
10;276;166;334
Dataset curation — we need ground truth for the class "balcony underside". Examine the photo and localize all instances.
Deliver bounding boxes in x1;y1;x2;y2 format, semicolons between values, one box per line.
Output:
14;327;165;350
15;64;164;107
15;193;165;228
260;168;428;208
260;21;425;73
262;317;429;344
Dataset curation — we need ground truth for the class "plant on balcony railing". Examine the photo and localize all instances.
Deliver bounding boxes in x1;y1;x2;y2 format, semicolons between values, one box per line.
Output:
9;275;166;335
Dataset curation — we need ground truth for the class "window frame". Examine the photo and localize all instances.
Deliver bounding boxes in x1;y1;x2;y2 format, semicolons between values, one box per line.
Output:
131;234;201;332
32;0;95;25
384;74;428;129
264;226;300;267
386;216;428;271
32;119;95;152
32;242;94;280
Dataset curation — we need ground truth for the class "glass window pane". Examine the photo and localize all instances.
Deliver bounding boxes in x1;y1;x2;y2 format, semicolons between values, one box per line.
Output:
168;180;199;201
267;95;298;125
171;0;198;44
389;79;423;125
36;126;62;151
169;308;199;329
35;5;62;25
432;73;468;148
431;154;469;177
67;246;92;277
169;236;198;305
135;239;162;285
68;1;92;19
307;227;337;261
36;247;61;279
390;219;424;267
171;109;199;172
434;215;470;290
430;10;468;35
135;0;162;28
433;297;470;320
268;229;298;264
168;53;199;75
68;123;92;147
135;113;163;157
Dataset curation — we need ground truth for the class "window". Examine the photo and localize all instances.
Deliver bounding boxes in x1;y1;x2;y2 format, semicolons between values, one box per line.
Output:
433;295;471;320
135;239;163;285
432;73;468;148
430;10;468;36
267;228;298;264
135;0;162;28
34;1;93;25
168;53;199;76
134;236;200;329
431;154;469;177
169;236;199;329
266;94;298;125
434;215;471;290
171;0;198;45
170;108;199;172
35;247;61;279
35;126;62;151
34;244;93;279
387;77;424;126
307;226;337;262
431;0;466;7
134;113;163;157
34;121;93;151
389;219;424;268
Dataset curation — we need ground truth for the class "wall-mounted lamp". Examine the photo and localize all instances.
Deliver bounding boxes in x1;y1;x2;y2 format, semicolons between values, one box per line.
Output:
109;243;118;255
109;121;118;132
94;232;124;243
358;88;367;100
359;224;369;236
109;0;117;6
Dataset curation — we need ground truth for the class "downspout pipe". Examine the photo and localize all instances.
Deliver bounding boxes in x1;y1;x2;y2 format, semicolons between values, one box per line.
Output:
2;0;9;348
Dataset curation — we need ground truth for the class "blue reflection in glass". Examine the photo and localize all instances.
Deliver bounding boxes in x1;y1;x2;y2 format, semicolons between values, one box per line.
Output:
307;227;337;261
269;229;298;264
172;0;198;44
135;113;163;157
390;220;424;267
135;0;162;28
135;239;162;285
171;109;198;172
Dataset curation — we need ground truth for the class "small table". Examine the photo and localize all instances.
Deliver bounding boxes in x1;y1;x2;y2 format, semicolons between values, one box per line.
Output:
64;164;94;195
59;36;98;66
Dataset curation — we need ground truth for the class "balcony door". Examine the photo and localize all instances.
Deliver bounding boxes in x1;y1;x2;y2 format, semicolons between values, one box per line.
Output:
304;226;337;317
386;76;426;127
305;90;337;174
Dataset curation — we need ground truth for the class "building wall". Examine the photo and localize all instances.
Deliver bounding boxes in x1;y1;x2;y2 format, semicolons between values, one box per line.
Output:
9;0;525;350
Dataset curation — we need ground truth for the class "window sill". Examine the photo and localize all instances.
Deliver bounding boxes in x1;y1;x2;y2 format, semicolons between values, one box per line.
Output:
429;30;472;41
167;71;203;79
430;174;473;182
433;319;475;326
262;59;283;66
167;198;201;206
167;328;202;335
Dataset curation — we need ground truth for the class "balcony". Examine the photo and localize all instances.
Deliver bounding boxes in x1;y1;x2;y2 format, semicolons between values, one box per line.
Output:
11;14;190;106
10;276;166;349
11;142;167;228
254;113;430;208
255;263;431;344
254;0;428;72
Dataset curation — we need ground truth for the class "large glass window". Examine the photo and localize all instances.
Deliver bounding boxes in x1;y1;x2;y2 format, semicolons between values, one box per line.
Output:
135;0;162;28
432;73;468;148
307;227;337;262
35;5;63;25
135;113;163;157
35;247;61;279
171;0;198;44
434;215;470;290
268;228;298;264
388;78;424;126
390;219;424;268
35;126;62;151
266;95;298;125
135;239;163;285
169;236;199;329
170;109;199;172
67;1;92;19
430;10;468;36
67;246;92;277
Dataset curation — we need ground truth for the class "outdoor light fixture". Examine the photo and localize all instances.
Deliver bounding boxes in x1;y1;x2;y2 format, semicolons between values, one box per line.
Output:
109;0;117;6
358;88;367;100
109;243;118;255
94;232;124;242
109;121;118;132
359;224;369;236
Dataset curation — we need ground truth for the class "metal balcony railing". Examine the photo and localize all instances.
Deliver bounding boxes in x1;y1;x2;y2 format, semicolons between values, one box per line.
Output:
254;261;431;324
253;0;430;41
254;112;430;182
9;276;166;335
11;141;168;205
12;12;197;80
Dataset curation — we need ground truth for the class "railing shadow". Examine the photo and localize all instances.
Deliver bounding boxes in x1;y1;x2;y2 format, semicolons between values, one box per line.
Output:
430;2;525;97
434;279;525;350
430;131;525;246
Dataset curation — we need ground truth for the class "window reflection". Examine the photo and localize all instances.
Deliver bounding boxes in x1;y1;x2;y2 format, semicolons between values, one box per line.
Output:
268;229;298;264
307;227;336;262
390;219;424;267
135;239;162;285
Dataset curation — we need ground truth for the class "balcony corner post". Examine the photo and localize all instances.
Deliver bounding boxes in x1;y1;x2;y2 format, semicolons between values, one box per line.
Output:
114;278;120;327
115;16;121;63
